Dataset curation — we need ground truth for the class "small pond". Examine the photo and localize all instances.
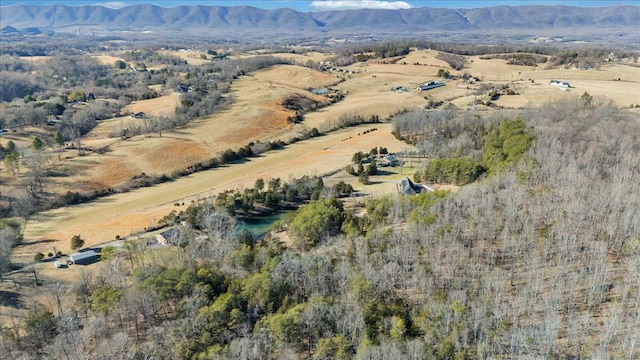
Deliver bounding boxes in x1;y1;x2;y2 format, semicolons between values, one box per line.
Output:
237;210;295;239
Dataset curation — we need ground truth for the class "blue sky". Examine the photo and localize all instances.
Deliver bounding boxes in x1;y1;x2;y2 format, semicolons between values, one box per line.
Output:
2;0;635;11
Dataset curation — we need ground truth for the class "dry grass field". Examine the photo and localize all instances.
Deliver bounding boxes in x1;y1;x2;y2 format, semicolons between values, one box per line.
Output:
159;50;211;65
18;123;413;261
461;55;640;108
91;54;125;66
13;48;640;263
124;92;182;117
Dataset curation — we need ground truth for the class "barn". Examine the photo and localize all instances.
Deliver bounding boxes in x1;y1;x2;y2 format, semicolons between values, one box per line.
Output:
68;250;99;265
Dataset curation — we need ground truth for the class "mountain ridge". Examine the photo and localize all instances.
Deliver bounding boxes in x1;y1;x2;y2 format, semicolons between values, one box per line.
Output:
1;4;638;38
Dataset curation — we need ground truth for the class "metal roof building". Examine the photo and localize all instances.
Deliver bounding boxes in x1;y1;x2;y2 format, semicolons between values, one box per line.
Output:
68;250;99;265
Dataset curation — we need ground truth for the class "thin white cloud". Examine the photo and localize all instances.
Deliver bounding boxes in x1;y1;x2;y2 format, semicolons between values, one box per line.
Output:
93;2;128;9
309;0;412;11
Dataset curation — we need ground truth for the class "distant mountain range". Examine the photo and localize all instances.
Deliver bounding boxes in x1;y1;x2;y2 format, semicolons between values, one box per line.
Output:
1;4;639;40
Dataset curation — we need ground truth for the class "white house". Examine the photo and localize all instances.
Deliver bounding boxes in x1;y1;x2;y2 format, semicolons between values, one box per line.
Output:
549;79;570;88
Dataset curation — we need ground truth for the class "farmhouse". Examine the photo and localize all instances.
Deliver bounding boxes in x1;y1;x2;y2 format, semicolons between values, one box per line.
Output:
175;84;191;93
549;79;571;88
68;250;99;265
156;227;182;246
398;177;434;196
418;81;445;91
391;85;408;92
130;111;146;119
379;154;400;167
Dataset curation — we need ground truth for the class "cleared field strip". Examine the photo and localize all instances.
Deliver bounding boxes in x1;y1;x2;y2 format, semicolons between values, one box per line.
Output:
20;123;412;256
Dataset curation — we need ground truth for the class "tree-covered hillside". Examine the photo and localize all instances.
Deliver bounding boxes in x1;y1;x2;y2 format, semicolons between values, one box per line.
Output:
2;98;639;359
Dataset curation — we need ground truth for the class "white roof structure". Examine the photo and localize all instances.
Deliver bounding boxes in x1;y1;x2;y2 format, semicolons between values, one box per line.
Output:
68;250;99;264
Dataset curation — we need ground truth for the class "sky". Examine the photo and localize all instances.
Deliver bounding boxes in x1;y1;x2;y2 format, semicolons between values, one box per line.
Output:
1;0;635;11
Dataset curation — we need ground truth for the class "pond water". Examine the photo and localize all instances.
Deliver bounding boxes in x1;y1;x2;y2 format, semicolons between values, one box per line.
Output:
237;210;295;238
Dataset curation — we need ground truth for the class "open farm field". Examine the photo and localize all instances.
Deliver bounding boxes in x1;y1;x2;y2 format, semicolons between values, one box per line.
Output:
18;56;49;63
401;49;452;68
231;51;331;63
91;54;125;66
124;92;181;117
464;57;640;107
18;123;413;261
159;49;211;65
64;65;341;192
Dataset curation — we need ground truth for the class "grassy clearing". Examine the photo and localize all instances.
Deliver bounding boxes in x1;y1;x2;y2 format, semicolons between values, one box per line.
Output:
91;54;125;66
124;92;182;117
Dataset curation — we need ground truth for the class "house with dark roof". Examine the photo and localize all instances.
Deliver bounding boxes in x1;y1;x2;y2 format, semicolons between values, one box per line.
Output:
175;84;191;93
398;177;434;196
379;155;400;167
156;227;182;246
418;81;445;91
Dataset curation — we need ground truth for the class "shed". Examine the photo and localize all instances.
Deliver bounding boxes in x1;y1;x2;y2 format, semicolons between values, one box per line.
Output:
68;250;99;265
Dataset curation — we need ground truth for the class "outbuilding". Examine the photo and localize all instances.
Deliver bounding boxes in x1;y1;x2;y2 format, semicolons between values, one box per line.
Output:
68;250;99;265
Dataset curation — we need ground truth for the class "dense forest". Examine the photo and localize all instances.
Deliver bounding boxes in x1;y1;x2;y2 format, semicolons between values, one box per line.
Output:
2;97;638;359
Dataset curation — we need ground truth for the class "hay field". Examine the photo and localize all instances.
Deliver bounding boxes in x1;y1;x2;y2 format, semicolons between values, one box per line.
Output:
160;50;211;65
125;92;181;117
92;54;125;66
401;50;451;68
169;64;339;148
463;57;640;108
259;51;331;63
50;65;340;195
18;56;49;63
232;51;331;63
19;123;413;262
